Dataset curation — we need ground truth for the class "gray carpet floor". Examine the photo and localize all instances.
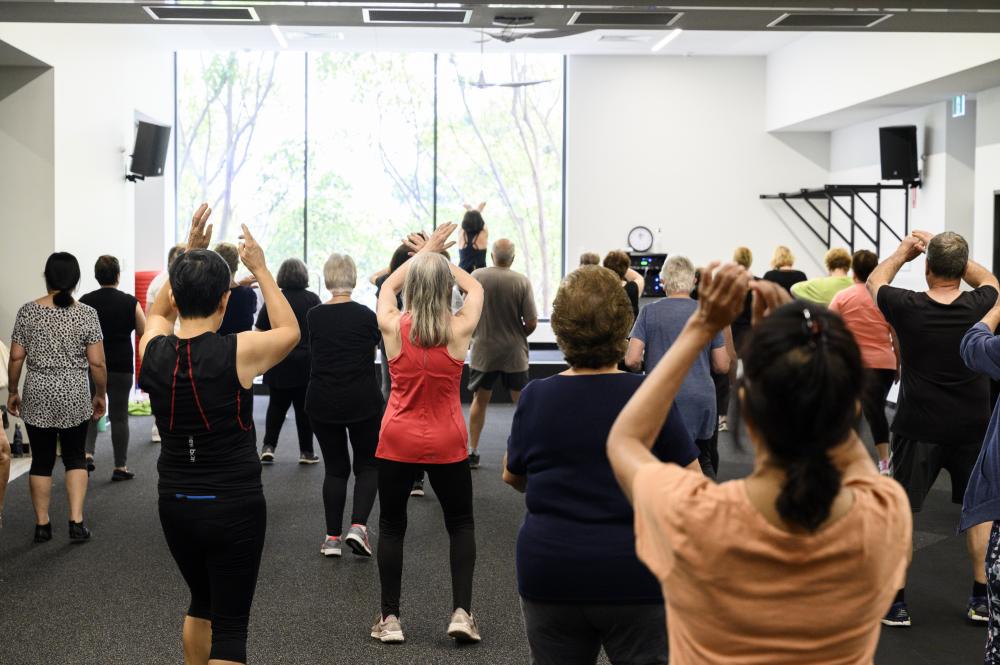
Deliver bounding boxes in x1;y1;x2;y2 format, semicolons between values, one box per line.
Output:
0;397;987;664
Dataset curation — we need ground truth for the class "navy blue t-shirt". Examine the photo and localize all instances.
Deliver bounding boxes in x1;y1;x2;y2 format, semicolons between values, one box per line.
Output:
506;372;698;604
218;285;258;336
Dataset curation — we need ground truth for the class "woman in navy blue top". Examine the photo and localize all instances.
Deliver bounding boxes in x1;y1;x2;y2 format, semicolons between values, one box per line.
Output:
214;241;259;336
503;265;698;665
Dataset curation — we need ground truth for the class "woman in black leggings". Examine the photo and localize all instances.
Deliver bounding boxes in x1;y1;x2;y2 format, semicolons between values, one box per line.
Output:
307;252;383;558
139;205;299;665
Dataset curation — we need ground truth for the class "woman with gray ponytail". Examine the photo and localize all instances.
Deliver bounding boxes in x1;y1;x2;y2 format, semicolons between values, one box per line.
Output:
608;263;912;664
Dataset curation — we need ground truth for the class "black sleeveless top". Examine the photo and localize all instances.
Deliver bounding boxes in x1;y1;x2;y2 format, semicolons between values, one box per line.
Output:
459;247;487;273
141;333;260;498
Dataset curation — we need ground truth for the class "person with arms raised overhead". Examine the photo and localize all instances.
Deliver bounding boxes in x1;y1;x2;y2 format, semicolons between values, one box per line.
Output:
790;247;854;306
146;243;185;444
213;241;258;337
868;230;999;627
503;265;697;665
7;252;106;544
371;223;485;645
467;239;537;470
609;266;912;665
140;204;299;665
458;202;489;274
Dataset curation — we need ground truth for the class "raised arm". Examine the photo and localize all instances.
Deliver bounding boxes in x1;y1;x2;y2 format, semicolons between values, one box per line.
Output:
234;225;300;389
867;233;926;300
608;263;749;502
964;259;1000;292
960;304;1000;380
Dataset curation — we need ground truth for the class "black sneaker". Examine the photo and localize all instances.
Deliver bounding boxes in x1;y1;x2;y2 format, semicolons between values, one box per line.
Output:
881;602;911;627
111;468;135;482
68;521;91;543
33;523;52;544
968;596;989;624
299;453;320;465
260;446;275;464
468;452;480;470
86;456;96;473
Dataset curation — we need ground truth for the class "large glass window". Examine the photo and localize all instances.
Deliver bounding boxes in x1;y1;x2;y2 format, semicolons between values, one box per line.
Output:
175;51;563;313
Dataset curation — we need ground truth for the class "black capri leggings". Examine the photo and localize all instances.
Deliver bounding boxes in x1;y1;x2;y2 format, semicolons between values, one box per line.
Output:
861;368;896;444
377;459;475;618
311;414;380;537
26;420;89;477
159;493;267;664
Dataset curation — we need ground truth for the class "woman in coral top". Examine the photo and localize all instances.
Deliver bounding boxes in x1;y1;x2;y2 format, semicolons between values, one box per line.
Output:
371;223;485;646
609;265;912;665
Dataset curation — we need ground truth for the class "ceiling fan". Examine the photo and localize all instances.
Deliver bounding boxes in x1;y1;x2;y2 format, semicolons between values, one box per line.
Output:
466;27;555;89
476;16;593;44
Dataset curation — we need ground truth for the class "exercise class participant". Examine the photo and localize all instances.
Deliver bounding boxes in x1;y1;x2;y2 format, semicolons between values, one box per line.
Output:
458;202;489;273
140;205;299;665
257;258;321;465
307;253;383;558
147;244;185;444
609;267;912;664
579;252;600;266
603;250;645;319
467;239;537;469
869;230;998;626
7;252;106;543
504;266;697;665
214;241;258;336
762;245;807;294
81;255;146;480
828;250;898;475
372;224;485;645
790;247;853;306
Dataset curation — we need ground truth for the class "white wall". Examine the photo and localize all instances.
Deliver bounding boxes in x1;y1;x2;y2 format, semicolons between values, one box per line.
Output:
974;86;1000;268
0;24;174;298
566;55;830;277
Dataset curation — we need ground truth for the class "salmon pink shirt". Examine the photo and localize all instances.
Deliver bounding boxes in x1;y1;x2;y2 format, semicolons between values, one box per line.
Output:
829;282;897;371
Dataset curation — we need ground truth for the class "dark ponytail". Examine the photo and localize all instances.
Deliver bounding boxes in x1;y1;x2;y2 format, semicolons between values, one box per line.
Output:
44;252;81;308
461;211;485;249
741;302;863;532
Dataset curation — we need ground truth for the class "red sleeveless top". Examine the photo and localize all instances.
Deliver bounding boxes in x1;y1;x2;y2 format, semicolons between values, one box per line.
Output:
377;313;468;464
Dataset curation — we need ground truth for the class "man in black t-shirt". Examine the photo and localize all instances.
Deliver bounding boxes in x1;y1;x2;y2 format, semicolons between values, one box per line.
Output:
868;230;999;628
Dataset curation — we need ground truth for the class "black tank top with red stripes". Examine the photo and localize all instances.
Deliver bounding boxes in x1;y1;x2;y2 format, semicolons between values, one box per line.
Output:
141;332;260;498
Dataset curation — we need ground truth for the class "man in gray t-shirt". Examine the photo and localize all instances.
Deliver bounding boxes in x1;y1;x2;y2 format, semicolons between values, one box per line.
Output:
468;239;538;469
624;256;730;477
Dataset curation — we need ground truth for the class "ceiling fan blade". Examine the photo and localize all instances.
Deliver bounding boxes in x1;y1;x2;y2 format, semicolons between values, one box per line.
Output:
496;79;553;88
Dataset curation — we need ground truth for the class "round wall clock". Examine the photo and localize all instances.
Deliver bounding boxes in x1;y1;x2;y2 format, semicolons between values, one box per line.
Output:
628;226;654;253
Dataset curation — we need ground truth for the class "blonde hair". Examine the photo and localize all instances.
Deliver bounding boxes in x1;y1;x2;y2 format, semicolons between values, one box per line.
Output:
824;248;852;273
403;253;453;348
324;253;357;293
733;246;753;269
771;245;795;270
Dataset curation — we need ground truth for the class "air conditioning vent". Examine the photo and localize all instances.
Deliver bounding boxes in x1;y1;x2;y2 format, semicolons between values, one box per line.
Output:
767;12;892;29
569;11;681;27
143;6;260;22
363;8;472;24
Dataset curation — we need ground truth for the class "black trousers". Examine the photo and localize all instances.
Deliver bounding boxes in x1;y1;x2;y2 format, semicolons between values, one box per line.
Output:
712;371;730;420
26;420;89;477
377;459;475;618
85;371;133;467
159;493;267;664
262;384;313;454
860;368;895;444
311;414;380;537
695;431;719;480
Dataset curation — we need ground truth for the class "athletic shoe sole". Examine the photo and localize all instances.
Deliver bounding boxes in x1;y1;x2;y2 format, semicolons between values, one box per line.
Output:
969;612;989;623
299;457;320;465
447;622;482;643
370;629;404;644
881;618;911;627
321;545;342;557
260;454;275;464
346;534;373;557
410;488;425;497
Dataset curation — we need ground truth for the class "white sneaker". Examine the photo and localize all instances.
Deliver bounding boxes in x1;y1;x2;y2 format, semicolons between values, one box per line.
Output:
320;536;342;557
878;459;892;477
371;614;405;643
151;424;161;444
447;608;481;643
345;524;373;557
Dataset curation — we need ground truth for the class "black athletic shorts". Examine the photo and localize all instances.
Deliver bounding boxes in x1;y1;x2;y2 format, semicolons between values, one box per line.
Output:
890;435;982;512
468;369;530;393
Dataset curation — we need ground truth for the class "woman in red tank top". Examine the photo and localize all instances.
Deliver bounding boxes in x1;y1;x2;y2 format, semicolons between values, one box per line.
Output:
370;223;485;645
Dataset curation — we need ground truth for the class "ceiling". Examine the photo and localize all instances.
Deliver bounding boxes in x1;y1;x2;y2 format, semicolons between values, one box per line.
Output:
3;0;1000;34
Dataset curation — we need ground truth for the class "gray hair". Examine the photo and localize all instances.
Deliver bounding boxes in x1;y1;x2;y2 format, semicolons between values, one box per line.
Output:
493;239;515;268
323;253;357;293
276;258;309;290
663;255;696;294
926;231;969;280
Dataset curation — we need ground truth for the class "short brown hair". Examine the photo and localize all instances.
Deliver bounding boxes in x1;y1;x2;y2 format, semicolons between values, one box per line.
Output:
552;266;633;369
94;255;120;286
579;252;600;266
851;250;878;282
602;251;630;279
213;242;240;276
733;247;753;269
824;248;852;273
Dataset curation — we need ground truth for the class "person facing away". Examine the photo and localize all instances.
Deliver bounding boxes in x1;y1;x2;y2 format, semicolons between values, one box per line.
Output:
139;205;299;665
959;297;1000;662
306;252;384;559
214;241;258;336
6;251;107;544
625;255;730;478
579;252;601;266
730;246;755;355
503;265;697;665
374;243;411;402
372;223;485;645
603;250;645;319
828;249;899;476
146;243;185;445
790;247;854;306
762;245;807;294
868;230;999;627
458;202;489;274
80;255;146;481
608;267;912;665
256;258;322;465
467;239;538;470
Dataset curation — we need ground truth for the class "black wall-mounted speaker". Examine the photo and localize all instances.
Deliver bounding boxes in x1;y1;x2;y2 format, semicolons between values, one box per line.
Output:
879;125;919;182
130;121;171;178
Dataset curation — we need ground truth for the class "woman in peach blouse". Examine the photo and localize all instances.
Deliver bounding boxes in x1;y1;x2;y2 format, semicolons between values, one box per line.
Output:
608;264;912;665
